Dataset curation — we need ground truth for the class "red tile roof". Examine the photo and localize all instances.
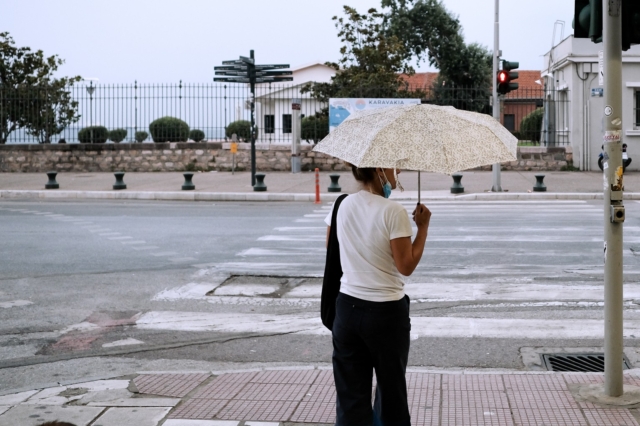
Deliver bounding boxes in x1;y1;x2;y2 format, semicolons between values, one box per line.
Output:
400;71;543;98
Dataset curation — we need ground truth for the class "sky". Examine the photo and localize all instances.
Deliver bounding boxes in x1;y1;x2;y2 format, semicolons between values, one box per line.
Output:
2;0;575;83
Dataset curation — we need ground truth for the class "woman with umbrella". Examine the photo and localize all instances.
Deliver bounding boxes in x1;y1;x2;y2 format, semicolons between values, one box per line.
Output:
317;104;518;425
324;165;431;426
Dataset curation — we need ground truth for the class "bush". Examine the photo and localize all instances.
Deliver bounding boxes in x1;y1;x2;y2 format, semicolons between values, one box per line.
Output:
189;129;206;142
519;108;543;143
225;120;252;141
301;115;329;144
134;131;149;143
78;126;109;144
109;128;127;143
149;116;190;142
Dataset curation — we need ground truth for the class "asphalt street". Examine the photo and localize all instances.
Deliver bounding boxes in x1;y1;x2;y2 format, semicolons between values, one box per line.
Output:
2;198;640;393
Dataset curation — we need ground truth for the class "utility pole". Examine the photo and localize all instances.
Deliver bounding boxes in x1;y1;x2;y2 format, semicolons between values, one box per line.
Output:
602;0;625;397
491;0;502;192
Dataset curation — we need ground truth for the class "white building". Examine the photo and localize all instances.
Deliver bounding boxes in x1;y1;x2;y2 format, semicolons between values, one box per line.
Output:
254;62;336;144
542;36;640;170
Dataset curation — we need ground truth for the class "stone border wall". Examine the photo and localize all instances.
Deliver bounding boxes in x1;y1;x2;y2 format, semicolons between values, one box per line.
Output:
0;143;572;173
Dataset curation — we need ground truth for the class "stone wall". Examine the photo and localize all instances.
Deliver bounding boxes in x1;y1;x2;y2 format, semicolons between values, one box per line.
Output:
0;142;572;173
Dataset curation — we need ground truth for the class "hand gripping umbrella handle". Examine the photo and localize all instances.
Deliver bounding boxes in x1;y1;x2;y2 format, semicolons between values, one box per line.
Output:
418;171;421;206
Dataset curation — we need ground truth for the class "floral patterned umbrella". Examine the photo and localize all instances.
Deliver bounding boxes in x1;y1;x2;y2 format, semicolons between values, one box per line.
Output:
313;104;517;175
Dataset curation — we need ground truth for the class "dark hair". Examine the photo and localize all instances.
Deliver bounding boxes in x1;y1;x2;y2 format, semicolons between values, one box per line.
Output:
351;165;377;184
41;422;77;426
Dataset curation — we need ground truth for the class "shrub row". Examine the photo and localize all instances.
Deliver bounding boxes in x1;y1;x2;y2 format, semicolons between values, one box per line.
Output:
78;117;206;143
77;115;330;144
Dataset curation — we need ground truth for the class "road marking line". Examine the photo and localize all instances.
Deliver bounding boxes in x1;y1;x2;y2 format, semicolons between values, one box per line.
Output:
170;257;198;262
0;300;33;309
120;241;147;245
134;311;640;340
150;252;179;257
99;233;122;236
108;236;133;240
131;246;160;251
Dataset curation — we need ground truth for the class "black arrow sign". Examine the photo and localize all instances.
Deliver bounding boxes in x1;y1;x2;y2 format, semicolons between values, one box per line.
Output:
214;77;250;83
255;64;290;70
214;65;248;71
215;70;250;76
255;77;294;83
261;70;293;76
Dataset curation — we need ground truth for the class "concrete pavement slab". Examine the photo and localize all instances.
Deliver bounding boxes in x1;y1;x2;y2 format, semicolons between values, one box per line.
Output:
0;408;9;416
0;390;37;405
91;406;170;425
163;421;239;426
0;405;103;426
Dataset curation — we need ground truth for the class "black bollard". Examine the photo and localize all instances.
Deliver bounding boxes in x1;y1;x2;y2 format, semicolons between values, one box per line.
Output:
113;172;127;190
182;172;195;190
254;173;267;192
533;174;547;192
45;171;59;189
450;173;464;194
328;174;341;193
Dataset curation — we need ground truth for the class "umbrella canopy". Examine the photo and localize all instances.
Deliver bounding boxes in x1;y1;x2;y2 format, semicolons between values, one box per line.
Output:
313;104;517;175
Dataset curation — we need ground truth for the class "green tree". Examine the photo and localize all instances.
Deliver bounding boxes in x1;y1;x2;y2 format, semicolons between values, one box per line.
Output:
302;6;417;107
381;0;492;110
0;32;81;144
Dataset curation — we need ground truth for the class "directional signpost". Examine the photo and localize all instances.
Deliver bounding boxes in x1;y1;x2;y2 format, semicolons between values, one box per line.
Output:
214;50;293;189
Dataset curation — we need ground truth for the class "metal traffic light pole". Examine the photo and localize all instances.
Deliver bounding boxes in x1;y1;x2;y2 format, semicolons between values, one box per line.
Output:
602;0;625;397
249;50;257;187
491;0;502;192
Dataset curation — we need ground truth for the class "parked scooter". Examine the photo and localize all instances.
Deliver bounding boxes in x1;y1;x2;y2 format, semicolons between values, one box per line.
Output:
598;143;632;171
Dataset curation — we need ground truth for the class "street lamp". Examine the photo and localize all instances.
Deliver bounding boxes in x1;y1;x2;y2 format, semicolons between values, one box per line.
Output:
84;78;99;143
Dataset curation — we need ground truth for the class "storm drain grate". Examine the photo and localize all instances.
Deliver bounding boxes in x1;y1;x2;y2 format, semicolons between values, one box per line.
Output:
542;353;631;372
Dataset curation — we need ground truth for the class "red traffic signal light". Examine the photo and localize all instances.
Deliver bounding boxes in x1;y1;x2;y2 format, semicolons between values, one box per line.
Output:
497;60;519;95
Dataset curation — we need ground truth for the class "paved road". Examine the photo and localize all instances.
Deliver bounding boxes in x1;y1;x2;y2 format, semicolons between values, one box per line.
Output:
2;198;640;392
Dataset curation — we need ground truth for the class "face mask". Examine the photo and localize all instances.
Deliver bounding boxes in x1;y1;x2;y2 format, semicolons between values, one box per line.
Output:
378;171;393;199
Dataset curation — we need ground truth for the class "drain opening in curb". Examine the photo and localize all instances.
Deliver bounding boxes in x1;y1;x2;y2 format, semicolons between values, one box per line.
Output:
542;353;632;372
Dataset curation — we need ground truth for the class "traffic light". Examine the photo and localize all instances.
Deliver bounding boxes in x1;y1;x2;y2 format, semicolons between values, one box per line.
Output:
573;0;602;43
574;0;639;50
622;0;640;51
497;60;519;95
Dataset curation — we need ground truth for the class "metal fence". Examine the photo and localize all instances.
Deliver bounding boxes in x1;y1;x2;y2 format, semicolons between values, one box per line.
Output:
0;83;570;146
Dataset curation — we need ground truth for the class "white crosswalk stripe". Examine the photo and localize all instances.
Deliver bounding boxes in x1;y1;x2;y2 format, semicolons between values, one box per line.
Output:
141;199;640;342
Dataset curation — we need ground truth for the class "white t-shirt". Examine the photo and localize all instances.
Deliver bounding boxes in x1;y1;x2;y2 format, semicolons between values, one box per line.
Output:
324;190;414;302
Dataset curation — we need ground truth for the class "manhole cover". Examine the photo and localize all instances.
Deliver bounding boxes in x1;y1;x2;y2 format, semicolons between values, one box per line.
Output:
542;353;632;372
206;275;322;298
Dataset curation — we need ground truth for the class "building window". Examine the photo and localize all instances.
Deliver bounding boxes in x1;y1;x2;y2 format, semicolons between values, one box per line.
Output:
282;114;292;134
504;114;515;131
264;115;275;134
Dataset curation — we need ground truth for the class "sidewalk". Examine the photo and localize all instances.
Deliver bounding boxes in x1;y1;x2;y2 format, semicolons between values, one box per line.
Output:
1;171;639;202
1;366;640;425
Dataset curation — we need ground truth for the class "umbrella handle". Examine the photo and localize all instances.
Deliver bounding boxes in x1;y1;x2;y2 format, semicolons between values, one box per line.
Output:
418;171;421;205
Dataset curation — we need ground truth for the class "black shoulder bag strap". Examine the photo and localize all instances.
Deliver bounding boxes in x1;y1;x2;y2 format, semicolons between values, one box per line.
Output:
321;194;348;331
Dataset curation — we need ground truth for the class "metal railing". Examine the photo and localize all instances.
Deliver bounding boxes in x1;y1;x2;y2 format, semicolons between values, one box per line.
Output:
1;83;569;146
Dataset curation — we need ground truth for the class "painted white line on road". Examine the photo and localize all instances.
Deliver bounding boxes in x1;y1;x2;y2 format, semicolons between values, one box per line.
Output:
274;227;326;232
150;252;179;257
108;236;133;240
131;246;160;251
237;248;324;257
102;338;144;348
170;257;198;262
258;235;325;242
120;241;146;245
403;282;640;302
0;300;33;309
89;228;112;233
134;311;640;340
304;214;328;218
295;219;324;223
32;212;53;215
99;233;122;236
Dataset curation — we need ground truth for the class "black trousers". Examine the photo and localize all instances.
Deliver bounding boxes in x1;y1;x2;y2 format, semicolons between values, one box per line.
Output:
332;292;411;426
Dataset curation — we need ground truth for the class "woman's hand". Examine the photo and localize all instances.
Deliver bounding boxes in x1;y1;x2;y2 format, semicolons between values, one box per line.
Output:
412;203;431;230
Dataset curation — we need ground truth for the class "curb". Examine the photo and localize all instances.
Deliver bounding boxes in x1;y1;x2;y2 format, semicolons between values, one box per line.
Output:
1;189;639;202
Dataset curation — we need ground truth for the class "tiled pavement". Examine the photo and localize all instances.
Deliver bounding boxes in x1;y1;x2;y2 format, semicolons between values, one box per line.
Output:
2;368;640;425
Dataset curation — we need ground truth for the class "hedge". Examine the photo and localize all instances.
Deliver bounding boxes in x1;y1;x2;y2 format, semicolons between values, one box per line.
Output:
149;116;190;142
